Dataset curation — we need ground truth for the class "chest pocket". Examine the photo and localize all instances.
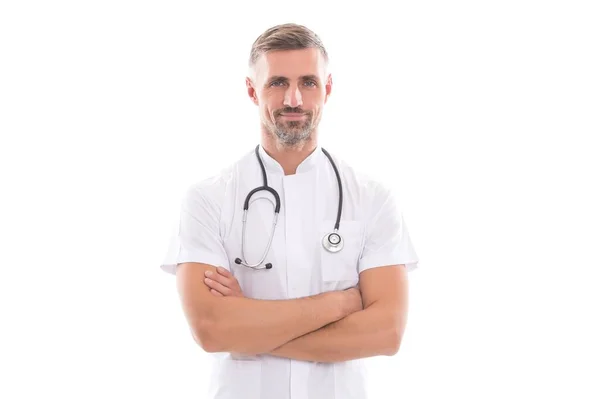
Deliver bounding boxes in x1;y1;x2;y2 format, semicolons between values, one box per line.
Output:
320;220;364;290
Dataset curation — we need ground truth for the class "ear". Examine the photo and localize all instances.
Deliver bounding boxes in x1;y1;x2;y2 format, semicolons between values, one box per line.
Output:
324;73;332;104
246;77;259;106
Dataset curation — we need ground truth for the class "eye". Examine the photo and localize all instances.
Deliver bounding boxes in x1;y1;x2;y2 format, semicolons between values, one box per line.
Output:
304;81;317;87
270;80;285;87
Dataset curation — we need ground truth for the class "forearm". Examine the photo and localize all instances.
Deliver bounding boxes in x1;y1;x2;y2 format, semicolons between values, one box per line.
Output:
268;303;400;362
202;291;347;355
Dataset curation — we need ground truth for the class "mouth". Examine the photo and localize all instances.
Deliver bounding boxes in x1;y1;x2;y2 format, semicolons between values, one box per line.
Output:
279;113;307;120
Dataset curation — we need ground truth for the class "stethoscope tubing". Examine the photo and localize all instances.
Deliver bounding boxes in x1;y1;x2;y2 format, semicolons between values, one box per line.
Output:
235;144;343;269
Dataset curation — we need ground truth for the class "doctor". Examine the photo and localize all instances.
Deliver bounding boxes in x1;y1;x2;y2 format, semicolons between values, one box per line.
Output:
160;23;419;399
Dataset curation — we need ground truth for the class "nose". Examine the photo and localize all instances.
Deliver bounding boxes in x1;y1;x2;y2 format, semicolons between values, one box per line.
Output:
283;84;303;108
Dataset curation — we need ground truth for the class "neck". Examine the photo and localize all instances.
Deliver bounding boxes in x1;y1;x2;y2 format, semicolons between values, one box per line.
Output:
260;129;318;176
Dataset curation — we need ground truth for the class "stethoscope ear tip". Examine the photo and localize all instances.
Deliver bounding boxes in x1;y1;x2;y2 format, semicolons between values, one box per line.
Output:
235;258;242;264
265;263;273;269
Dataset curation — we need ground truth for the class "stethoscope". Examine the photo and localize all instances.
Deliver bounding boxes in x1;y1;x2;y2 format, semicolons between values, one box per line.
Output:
234;144;343;270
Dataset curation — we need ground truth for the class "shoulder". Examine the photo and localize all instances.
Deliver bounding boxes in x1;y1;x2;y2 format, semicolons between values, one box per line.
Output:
184;167;233;205
180;149;252;212
330;150;396;205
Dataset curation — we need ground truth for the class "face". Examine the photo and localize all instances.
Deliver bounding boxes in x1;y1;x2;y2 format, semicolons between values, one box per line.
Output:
246;48;332;147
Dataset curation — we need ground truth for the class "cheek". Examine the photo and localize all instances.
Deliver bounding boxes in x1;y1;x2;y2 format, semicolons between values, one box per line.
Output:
305;93;323;110
260;104;276;123
260;96;278;114
265;105;276;117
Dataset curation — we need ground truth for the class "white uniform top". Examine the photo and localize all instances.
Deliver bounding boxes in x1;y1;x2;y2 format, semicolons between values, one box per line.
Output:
160;144;419;399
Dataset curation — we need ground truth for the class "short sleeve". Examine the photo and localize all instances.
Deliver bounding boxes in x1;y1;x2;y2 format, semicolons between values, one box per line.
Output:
358;186;419;273
159;182;230;275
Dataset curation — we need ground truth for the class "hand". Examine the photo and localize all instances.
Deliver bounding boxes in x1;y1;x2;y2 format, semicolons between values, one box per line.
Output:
204;267;244;297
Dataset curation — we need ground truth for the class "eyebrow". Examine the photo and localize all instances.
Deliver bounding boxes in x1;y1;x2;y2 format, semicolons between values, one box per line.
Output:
265;75;320;86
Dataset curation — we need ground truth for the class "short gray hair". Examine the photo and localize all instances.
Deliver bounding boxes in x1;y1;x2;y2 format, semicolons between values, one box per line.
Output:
248;23;329;68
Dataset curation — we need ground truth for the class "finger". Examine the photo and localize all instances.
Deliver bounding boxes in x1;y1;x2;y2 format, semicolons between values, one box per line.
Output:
215;268;241;291
205;270;233;289
210;288;223;297
216;267;232;277
204;277;231;296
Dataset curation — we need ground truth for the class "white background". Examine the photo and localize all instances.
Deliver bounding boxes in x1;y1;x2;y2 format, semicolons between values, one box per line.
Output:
1;0;599;398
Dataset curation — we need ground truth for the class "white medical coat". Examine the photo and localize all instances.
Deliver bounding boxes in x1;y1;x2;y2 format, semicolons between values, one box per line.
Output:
160;144;419;399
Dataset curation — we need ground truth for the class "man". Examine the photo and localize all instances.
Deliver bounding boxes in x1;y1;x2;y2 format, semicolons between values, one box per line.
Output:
160;23;419;399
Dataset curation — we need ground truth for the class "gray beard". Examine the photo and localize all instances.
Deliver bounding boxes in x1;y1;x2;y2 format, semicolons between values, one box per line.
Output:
273;120;312;147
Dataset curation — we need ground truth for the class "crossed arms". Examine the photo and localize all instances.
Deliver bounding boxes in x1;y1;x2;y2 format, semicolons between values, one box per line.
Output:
175;262;409;363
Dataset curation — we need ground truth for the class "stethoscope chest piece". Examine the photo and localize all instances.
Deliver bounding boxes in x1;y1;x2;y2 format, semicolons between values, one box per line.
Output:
322;231;344;253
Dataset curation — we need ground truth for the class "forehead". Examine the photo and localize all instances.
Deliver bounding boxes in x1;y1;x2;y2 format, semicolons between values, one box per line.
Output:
254;48;326;81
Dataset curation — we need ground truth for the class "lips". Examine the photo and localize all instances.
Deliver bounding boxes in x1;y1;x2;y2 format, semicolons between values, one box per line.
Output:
280;113;306;119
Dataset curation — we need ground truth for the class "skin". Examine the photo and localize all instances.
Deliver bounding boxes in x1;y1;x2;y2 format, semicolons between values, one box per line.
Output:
178;261;363;356
245;48;333;175
204;264;409;362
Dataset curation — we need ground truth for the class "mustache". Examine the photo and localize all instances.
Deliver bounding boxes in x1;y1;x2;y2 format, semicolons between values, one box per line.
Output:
275;107;309;116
